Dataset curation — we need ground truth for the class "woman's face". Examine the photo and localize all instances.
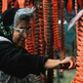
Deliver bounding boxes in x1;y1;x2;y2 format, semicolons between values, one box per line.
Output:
12;20;30;46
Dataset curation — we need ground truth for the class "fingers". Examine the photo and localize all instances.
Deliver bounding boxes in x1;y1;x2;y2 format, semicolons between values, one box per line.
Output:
68;60;73;69
60;57;74;69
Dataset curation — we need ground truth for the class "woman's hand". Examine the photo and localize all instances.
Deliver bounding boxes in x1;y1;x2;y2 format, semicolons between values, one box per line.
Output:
60;56;76;69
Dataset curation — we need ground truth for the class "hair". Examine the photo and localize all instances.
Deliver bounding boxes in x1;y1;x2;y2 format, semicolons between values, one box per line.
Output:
13;7;35;28
2;7;35;28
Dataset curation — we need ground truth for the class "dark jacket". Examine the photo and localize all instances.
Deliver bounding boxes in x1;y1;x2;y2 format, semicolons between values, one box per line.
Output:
0;36;47;78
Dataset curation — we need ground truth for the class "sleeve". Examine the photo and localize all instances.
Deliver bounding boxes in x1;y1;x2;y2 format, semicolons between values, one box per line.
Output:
0;41;48;78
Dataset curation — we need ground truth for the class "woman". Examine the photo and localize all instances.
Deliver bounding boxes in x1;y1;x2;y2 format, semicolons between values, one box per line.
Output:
0;7;73;82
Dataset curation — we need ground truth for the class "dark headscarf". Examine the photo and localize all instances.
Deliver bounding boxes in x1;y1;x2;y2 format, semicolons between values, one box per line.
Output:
1;8;18;38
2;8;18;27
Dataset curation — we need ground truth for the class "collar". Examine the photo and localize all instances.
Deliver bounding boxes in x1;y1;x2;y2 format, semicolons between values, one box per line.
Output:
0;36;11;43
